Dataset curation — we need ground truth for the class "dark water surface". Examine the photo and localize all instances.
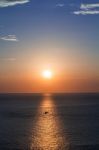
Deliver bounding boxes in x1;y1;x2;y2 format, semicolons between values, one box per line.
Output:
0;93;99;150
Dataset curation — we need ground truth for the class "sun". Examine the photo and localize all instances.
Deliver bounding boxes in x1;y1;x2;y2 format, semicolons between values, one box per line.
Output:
42;70;52;79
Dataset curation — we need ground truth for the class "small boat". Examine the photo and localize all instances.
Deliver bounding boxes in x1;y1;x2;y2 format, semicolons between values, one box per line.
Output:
44;111;48;114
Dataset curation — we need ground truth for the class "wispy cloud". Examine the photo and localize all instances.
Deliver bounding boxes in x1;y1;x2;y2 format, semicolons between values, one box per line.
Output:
74;10;99;15
0;0;29;7
81;3;99;10
74;3;99;15
0;35;18;41
56;3;65;7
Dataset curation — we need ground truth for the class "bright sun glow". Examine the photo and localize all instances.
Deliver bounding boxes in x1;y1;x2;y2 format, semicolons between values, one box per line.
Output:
42;70;52;79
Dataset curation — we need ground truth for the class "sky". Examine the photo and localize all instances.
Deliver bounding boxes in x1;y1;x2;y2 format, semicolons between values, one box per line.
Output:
0;0;99;93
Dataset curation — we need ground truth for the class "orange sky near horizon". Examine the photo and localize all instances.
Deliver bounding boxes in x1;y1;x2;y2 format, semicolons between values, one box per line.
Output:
0;68;99;93
0;39;99;93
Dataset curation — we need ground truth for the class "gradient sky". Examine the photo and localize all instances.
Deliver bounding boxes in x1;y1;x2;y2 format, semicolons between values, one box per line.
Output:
0;0;99;93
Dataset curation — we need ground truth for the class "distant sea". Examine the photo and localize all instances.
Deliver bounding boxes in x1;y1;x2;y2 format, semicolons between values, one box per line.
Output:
0;93;99;150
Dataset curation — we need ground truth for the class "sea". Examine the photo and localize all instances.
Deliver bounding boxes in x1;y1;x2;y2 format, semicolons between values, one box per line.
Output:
0;93;99;150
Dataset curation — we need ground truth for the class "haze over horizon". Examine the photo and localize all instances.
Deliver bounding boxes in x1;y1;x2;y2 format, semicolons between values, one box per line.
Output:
0;0;99;93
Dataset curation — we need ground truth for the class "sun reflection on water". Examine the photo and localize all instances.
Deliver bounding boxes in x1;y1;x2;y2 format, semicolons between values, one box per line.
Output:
30;94;69;150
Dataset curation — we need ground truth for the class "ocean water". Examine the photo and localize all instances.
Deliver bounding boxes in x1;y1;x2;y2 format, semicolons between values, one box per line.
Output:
0;93;99;150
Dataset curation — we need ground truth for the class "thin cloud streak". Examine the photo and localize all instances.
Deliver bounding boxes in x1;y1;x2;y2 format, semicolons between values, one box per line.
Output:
56;3;64;7
0;35;18;41
0;58;16;61
74;10;99;15
74;2;99;15
0;0;29;7
81;3;99;10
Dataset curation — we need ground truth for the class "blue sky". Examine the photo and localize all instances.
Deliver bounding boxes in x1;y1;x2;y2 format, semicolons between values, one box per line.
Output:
0;0;99;92
0;0;99;50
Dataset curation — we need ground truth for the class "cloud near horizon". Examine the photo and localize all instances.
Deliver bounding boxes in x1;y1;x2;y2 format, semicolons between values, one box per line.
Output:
0;35;18;41
74;3;99;15
0;57;16;61
0;0;29;7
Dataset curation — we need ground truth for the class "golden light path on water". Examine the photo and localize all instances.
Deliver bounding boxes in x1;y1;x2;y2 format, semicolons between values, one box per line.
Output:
30;94;69;150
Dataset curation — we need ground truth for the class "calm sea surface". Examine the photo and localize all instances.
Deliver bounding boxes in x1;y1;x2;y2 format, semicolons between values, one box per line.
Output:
0;93;99;150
